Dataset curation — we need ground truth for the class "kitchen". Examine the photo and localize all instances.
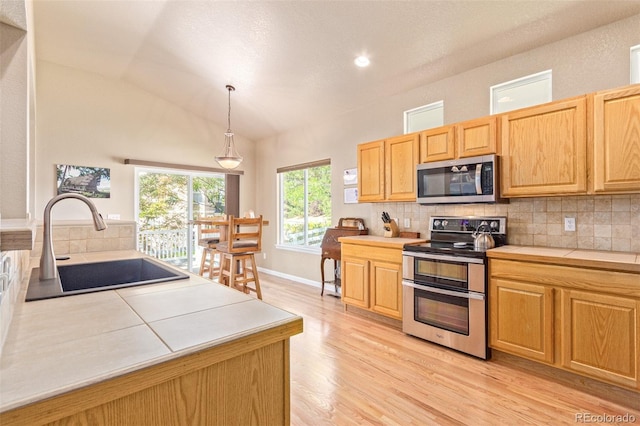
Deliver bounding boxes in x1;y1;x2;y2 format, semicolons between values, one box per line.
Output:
2;1;640;424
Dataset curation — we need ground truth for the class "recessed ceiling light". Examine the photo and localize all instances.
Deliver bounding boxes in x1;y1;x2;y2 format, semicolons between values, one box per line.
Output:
354;56;370;68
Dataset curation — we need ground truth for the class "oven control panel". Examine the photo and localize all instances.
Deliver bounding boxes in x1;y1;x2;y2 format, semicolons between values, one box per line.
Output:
430;216;506;235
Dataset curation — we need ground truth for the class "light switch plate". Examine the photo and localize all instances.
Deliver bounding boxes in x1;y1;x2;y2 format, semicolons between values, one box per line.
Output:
404;218;411;228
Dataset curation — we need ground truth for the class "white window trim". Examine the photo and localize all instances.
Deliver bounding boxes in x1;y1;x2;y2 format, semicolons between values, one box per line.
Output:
404;100;444;134
276;160;331;253
631;44;640;84
490;70;552;114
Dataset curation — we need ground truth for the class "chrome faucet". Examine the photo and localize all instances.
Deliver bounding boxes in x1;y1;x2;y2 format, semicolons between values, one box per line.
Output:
39;193;108;280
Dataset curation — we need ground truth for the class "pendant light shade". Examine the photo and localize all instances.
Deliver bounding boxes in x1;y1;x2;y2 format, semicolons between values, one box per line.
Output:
215;85;243;169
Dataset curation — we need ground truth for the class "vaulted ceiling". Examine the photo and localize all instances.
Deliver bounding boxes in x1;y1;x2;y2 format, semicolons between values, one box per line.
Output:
28;0;640;141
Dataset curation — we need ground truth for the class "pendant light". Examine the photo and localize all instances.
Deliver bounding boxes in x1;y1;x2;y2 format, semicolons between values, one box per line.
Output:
215;84;243;169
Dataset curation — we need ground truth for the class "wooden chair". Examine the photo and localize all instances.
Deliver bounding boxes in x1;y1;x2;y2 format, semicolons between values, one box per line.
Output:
216;215;263;299
196;216;225;279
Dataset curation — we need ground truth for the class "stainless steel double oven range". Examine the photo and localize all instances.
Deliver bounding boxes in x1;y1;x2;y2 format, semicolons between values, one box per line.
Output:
402;216;507;359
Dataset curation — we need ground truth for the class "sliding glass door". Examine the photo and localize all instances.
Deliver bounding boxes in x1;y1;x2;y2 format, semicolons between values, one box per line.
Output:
135;168;225;272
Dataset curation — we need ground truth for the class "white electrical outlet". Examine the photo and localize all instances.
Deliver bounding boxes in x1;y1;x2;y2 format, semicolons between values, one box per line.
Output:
564;217;576;232
404;218;411;228
263;252;267;260
107;213;121;220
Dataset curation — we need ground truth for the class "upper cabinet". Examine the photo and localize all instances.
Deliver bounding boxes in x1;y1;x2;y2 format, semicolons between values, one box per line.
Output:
592;84;640;193
358;133;419;202
357;139;385;202
456;116;498;158
500;96;588;197
419;116;497;163
419;125;455;162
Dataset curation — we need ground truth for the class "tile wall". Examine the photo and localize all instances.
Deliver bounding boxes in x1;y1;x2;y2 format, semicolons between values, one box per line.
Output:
30;221;137;258
370;194;640;253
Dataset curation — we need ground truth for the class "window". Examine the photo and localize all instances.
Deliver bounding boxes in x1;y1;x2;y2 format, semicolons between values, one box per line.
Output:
277;159;331;252
490;70;552;114
404;101;444;133
631;44;640;84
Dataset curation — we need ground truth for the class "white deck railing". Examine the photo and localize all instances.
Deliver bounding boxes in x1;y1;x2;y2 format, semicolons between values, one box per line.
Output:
137;229;190;261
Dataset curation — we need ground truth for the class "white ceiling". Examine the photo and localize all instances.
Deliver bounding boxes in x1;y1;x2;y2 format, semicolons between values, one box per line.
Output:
30;0;640;141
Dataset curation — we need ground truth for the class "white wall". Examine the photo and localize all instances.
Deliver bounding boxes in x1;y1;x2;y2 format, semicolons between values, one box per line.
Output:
34;62;256;223
256;14;640;283
0;21;29;220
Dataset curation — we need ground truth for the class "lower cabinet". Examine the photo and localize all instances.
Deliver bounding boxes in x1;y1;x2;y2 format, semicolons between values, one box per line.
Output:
561;289;639;389
342;242;403;320
490;278;554;363
489;259;639;390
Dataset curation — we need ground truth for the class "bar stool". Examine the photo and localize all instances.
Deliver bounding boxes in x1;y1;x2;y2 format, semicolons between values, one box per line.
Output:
196;217;224;279
216;215;263;299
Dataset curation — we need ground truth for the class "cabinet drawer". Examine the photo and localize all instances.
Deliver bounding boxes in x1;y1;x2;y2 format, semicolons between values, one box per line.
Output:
341;244;402;264
489;259;640;297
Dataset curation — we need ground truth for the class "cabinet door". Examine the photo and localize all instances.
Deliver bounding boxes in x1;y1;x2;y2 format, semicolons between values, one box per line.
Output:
385;133;419;201
419;125;455;163
457;116;497;158
370;260;402;320
341;257;369;309
489;278;554;363
357;140;385;202
561;289;639;389
593;84;640;193
500;97;587;197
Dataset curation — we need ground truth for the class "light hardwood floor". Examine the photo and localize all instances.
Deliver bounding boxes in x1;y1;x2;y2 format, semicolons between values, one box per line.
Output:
257;273;640;426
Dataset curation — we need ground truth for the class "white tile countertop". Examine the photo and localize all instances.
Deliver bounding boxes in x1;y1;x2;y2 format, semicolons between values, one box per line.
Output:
487;245;640;273
0;251;302;412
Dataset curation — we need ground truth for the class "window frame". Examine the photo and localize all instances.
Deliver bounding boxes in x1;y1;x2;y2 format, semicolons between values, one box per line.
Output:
490;70;552;114
404;100;444;134
631;44;640;84
276;159;331;254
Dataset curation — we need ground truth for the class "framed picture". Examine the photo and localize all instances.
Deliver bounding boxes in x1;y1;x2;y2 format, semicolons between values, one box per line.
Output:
56;164;111;198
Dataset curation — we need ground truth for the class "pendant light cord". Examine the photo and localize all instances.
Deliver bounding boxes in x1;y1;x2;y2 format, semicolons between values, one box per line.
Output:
226;85;235;133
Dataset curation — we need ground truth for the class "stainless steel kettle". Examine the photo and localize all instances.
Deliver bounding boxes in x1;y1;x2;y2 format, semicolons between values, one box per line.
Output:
472;222;495;250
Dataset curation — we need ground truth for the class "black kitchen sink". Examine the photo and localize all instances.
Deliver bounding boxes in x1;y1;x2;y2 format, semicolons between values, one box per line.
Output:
26;258;189;301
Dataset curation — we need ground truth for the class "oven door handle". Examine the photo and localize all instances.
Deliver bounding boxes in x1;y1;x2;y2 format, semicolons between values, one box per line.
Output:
402;280;485;300
402;251;485;264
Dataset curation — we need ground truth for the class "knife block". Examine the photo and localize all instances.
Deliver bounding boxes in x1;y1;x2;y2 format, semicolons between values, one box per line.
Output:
383;219;400;238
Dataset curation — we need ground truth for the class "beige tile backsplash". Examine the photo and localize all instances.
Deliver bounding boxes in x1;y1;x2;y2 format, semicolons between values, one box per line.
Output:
371;194;640;253
30;221;137;258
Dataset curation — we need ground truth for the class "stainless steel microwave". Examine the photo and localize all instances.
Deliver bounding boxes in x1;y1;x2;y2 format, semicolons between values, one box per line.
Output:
416;154;505;204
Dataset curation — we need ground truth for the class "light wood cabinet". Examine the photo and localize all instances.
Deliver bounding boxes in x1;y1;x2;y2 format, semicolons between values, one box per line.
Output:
419;125;455;162
342;256;369;309
457;116;498;158
419;116;497;163
592;84;640;193
357;139;385;202
341;240;406;320
500;96;588;197
489;257;640;390
490;278;554;364
357;133;419;202
561;289;639;389
370;260;403;318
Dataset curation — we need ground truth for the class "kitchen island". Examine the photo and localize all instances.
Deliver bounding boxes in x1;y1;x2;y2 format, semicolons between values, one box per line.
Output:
0;250;303;425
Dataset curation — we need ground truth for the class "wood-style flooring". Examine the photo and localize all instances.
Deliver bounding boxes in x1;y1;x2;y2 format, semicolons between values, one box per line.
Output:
258;273;640;426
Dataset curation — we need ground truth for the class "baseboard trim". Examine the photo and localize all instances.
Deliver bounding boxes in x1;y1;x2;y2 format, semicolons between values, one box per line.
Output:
257;267;321;288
